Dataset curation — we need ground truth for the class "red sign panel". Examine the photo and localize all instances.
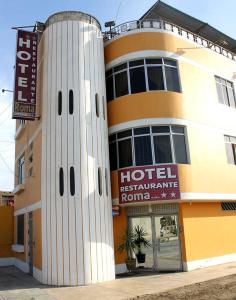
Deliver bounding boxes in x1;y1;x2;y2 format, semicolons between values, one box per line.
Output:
118;165;180;204
13;30;38;120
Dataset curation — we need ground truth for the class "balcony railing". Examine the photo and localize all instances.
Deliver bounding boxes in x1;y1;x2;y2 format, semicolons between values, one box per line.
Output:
104;19;236;62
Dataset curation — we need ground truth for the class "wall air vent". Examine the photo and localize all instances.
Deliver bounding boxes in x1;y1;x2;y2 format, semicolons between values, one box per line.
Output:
221;202;236;211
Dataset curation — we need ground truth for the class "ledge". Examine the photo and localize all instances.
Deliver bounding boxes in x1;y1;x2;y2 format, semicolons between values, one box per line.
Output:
13;184;25;194
15;124;25;139
12;244;24;253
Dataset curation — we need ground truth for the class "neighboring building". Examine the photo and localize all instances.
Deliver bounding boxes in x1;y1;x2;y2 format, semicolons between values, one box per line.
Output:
0;191;14;206
9;0;236;286
0;191;14;265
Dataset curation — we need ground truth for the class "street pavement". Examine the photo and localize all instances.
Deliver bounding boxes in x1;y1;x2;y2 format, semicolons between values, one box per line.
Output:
1;262;236;299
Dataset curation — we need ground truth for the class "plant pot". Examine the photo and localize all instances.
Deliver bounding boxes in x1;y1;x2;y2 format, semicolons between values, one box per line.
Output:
125;258;136;271
136;253;146;264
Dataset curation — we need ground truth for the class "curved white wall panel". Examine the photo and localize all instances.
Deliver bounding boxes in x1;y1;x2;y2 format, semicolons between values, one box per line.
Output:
41;12;115;286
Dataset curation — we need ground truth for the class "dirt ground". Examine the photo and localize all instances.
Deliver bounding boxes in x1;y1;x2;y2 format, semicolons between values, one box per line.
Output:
134;274;236;300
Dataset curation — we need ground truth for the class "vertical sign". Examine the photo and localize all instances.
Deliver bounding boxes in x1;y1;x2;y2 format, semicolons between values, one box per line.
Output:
118;165;180;204
12;30;38;120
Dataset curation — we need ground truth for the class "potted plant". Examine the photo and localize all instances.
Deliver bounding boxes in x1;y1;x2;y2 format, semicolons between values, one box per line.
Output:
134;225;152;264
117;228;137;271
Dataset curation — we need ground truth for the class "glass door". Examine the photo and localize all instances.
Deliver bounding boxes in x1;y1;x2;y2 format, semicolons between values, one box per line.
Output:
129;214;182;271
129;217;153;269
154;215;182;271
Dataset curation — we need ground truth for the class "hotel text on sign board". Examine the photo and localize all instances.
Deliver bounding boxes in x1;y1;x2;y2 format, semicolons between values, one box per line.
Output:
118;165;180;204
13;30;38;120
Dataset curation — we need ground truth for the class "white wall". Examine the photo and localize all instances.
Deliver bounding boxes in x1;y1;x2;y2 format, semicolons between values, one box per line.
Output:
41;15;115;286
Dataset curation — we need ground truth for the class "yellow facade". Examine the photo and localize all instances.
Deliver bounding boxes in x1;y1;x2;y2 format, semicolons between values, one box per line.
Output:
105;28;236;270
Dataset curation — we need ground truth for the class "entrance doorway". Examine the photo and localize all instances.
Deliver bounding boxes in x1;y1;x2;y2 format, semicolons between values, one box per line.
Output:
129;214;182;271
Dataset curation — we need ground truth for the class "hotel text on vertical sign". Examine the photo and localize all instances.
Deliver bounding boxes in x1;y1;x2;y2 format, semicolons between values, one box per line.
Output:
13;30;38;120
118;165;180;204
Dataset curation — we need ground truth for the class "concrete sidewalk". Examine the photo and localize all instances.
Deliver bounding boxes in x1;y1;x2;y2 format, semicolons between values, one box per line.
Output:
46;261;236;300
1;262;236;300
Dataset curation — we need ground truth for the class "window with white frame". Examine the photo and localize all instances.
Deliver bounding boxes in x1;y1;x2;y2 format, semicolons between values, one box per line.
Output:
225;135;236;165
215;76;236;108
106;58;181;102
109;125;189;171
18;155;25;184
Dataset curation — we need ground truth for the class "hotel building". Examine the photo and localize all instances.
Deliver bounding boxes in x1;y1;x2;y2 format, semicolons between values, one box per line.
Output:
8;0;236;286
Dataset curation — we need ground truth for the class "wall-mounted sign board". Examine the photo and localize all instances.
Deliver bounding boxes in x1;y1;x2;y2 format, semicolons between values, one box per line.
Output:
12;30;37;120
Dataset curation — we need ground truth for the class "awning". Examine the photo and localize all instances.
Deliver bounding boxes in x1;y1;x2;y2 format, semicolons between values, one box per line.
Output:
140;1;236;54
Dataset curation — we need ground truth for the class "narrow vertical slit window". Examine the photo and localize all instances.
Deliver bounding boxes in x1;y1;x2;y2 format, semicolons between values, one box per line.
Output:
95;93;99;117
70;167;75;196
58;91;62;115
69;90;74;114
102;96;106;120
98;167;102;196
105;168;109;196
59;167;64;196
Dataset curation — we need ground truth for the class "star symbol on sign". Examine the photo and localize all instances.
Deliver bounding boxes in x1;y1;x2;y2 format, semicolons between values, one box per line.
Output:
170;192;176;198
161;192;167;198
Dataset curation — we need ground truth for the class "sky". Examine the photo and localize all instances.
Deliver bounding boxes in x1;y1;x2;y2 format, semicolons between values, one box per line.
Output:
0;0;236;191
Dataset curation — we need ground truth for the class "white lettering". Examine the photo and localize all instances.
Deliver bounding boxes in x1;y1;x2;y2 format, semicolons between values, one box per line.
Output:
19;37;30;48
18;63;29;73
120;171;130;183
18;77;28;87
131;170;145;181
18;90;27;102
145;168;155;180
167;167;176;178
121;192;150;203
17;51;31;61
157;168;166;179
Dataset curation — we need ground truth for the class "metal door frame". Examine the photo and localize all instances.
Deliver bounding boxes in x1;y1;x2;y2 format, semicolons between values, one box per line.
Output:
28;212;33;275
127;205;183;272
153;214;182;272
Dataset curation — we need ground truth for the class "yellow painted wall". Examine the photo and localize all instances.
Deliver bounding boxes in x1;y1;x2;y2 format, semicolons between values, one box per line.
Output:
113;207;127;264
105;31;235;74
180;202;236;262
33;208;42;270
14;132;41;211
0;206;13;258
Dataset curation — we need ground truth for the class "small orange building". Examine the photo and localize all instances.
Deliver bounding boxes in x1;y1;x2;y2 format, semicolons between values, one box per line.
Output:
8;0;236;286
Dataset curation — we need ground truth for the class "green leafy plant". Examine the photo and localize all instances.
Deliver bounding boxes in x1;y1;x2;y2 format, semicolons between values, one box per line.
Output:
117;227;137;271
117;228;137;259
134;225;151;255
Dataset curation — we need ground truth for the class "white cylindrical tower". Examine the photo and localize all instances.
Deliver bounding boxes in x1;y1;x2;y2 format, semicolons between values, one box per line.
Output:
40;11;115;286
